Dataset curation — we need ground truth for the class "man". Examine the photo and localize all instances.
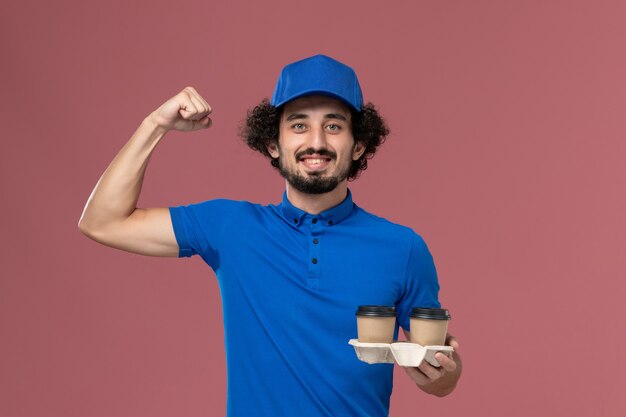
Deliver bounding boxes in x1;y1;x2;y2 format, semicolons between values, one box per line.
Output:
79;54;462;416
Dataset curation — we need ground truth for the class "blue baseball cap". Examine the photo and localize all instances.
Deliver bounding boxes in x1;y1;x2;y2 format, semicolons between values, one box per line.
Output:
271;54;363;112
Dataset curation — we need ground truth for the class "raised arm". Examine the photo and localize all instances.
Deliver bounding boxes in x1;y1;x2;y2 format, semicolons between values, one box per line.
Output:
78;87;212;257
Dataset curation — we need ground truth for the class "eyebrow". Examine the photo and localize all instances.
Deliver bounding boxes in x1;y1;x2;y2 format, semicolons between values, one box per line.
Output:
285;113;348;122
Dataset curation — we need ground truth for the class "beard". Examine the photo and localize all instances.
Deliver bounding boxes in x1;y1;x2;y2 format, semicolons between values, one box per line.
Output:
279;166;342;194
278;148;350;194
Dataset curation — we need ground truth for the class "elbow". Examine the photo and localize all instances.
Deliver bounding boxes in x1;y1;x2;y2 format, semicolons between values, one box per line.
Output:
78;219;94;239
77;216;100;240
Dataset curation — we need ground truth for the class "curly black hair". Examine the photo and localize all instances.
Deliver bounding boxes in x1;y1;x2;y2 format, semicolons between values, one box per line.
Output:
240;98;389;180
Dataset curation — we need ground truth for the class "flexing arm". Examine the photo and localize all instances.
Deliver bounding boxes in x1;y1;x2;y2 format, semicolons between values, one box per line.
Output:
78;87;212;256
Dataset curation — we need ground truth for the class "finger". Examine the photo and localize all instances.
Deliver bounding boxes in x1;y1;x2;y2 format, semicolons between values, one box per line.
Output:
435;352;457;372
185;87;212;115
201;97;212;114
402;366;431;386
183;86;200;97
418;361;445;380
181;116;211;132
187;94;209;121
176;88;203;118
178;99;199;120
182;86;210;115
197;115;212;129
446;333;460;350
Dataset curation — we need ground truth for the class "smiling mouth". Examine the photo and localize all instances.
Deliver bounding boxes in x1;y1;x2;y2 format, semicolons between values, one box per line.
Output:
299;156;332;171
301;158;330;165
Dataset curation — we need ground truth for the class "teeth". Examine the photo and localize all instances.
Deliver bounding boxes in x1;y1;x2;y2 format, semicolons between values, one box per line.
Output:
305;159;325;165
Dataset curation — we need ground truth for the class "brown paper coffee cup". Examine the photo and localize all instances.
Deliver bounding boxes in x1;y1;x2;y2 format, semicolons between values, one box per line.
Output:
356;306;396;343
409;307;450;346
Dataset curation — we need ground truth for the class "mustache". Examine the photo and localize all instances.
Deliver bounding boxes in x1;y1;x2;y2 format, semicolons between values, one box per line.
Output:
295;148;337;160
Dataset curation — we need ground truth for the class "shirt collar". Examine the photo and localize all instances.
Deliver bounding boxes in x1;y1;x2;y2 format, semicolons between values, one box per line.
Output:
279;189;355;227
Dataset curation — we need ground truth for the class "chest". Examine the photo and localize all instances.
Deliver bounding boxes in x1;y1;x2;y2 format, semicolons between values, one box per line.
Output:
216;220;408;307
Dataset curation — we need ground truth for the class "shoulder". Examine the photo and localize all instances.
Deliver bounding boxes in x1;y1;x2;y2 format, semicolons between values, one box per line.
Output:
350;206;434;258
170;199;274;222
173;198;266;211
352;205;424;241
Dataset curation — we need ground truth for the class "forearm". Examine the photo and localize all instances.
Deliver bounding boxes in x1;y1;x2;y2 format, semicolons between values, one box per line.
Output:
78;115;166;234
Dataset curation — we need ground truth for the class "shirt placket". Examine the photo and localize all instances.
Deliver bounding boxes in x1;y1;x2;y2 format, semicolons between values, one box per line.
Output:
307;216;323;289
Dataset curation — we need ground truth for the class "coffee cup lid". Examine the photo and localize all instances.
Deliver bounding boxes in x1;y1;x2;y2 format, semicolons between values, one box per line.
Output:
356;305;397;317
410;307;451;320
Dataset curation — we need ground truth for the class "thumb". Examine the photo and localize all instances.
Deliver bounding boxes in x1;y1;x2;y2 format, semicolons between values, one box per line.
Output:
196;115;212;129
445;333;459;350
187;115;212;131
175;115;212;132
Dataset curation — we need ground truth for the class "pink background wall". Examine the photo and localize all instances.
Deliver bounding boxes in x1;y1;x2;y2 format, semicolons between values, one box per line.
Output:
2;1;625;416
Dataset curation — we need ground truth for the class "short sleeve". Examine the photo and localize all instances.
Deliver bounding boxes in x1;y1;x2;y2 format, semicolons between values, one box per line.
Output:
169;199;238;268
395;233;441;331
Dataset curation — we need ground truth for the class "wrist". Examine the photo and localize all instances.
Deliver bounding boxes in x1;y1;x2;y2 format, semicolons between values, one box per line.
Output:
144;112;170;135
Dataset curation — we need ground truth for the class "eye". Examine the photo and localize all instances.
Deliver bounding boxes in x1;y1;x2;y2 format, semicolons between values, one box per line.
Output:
325;124;342;132
291;123;307;131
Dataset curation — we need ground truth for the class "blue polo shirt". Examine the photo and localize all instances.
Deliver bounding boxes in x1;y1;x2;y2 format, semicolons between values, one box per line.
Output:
169;190;440;417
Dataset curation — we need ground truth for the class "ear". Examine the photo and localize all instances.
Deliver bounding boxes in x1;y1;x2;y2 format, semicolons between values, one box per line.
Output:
352;141;366;161
265;140;279;158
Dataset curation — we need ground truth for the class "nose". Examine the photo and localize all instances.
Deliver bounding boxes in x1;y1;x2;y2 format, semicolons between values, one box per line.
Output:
307;125;328;150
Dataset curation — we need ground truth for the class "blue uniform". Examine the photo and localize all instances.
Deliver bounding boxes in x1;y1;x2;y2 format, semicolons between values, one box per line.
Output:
169;190;440;417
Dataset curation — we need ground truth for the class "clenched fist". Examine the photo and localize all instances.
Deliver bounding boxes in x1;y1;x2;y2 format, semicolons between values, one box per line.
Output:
149;87;212;132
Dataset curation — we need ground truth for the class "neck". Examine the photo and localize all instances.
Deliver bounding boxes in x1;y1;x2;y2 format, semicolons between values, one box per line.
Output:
285;181;348;215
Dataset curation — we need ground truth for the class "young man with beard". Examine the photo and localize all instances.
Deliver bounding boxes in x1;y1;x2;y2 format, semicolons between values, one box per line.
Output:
79;55;462;416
